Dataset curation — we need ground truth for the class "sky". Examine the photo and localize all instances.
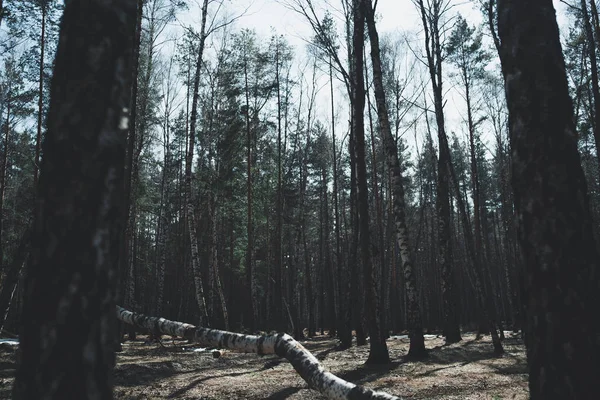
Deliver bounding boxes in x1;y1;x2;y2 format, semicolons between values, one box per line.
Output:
231;0;570;47
195;0;571;157
172;0;573;160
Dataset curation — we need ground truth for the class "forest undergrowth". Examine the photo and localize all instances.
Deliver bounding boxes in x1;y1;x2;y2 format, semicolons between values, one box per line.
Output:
0;332;528;399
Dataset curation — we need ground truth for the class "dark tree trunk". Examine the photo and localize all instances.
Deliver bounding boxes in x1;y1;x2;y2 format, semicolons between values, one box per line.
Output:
12;0;135;397
0;228;30;333
498;0;600;397
186;0;210;326
352;0;389;365
321;166;336;336
274;41;284;332
332;59;351;349
116;0;143;344
243;47;257;332
581;0;600;177
415;0;462;345
0;96;9;268
33;2;46;190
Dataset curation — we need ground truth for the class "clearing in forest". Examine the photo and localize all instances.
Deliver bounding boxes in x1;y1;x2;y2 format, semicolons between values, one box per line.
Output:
0;332;528;399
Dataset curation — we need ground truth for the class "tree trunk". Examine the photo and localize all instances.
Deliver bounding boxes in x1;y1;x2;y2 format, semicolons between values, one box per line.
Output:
331;59;351;348
116;0;144;345
274;41;284;332
243;45;257;332
352;0;389;365
365;0;426;359
0;96;10;268
117;306;399;400
322;165;336;336
497;0;600;397
33;2;46;189
186;0;210;326
581;0;600;178
210;194;229;330
415;0;462;345
0;228;30;333
12;0;135;396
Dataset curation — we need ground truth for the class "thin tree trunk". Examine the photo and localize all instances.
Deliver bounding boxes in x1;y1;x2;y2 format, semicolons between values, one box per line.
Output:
0;228;30;333
365;1;426;359
186;0;210;326
33;2;46;189
156;144;168;317
415;0;462;345
0;98;9;268
275;40;284;332
116;0;144;345
352;0;389;365
321;165;336;336
581;0;600;178
243;45;258;331
331;59;350;348
364;51;386;341
210;194;229;330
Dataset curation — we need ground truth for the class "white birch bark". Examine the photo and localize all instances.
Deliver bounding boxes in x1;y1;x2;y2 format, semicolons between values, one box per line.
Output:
116;305;401;400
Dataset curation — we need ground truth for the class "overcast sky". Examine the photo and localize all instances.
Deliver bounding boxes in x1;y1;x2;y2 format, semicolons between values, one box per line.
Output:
230;0;570;47
178;0;572;156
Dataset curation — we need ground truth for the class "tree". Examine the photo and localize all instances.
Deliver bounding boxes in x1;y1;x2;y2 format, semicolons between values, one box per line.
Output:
446;15;505;344
12;0;136;397
497;0;600;397
117;305;400;400
351;0;389;365
185;0;210;326
364;0;426;359
413;0;461;344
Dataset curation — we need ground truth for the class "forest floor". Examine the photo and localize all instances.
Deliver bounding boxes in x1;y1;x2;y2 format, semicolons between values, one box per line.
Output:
0;331;528;399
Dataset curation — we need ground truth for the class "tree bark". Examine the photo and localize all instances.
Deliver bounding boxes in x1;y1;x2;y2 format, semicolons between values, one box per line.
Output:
186;0;210;326
415;0;462;345
33;1;46;190
243;41;257;332
0;94;10;268
116;0;144;344
0;228;30;333
12;0;135;396
352;0;389;365
117;306;400;400
365;0;426;359
581;0;600;178
209;194;229;330
498;0;600;397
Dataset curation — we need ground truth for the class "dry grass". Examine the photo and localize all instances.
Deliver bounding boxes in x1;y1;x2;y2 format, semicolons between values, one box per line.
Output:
0;332;529;399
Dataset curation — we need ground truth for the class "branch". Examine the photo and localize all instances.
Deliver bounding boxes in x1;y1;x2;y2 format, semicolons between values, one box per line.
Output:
116;306;401;400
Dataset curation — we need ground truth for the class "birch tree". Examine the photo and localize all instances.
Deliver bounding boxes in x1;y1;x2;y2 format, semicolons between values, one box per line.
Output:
364;0;426;360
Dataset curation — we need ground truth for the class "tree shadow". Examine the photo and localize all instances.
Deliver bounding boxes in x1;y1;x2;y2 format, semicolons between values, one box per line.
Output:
115;362;210;388
166;369;258;398
264;386;304;399
337;361;403;385
407;380;521;398
413;361;472;378
0;361;16;378
315;345;338;361
419;340;506;367
489;359;528;376
333;337;514;388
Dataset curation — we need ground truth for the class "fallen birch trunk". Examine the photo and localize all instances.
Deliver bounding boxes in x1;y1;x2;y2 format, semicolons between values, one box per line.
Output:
116;306;401;400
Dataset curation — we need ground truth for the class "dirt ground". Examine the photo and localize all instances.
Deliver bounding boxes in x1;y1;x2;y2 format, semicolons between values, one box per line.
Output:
0;332;529;399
